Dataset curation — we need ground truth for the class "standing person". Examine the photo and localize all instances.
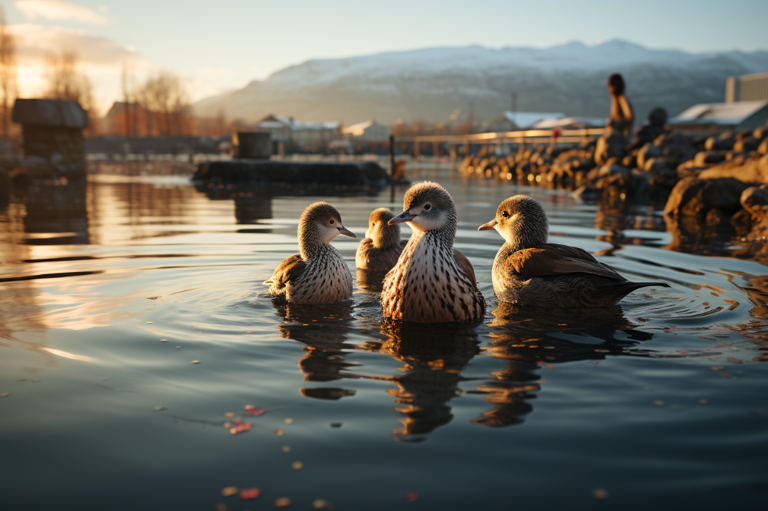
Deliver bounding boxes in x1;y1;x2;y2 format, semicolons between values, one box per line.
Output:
607;73;634;138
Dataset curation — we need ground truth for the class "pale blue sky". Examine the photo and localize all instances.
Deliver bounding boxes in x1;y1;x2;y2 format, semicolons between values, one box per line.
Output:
6;0;768;110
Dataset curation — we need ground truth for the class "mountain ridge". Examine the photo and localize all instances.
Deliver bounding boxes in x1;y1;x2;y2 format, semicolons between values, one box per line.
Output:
192;39;768;125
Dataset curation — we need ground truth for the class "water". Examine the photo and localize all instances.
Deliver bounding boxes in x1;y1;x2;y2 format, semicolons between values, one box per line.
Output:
2;164;767;510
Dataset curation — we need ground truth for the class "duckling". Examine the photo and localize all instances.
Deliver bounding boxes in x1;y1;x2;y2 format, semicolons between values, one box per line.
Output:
478;195;669;307
356;208;405;272
382;181;485;323
264;202;356;304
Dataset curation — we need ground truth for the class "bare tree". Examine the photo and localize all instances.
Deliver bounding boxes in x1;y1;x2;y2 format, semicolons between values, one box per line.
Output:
43;51;95;113
136;71;190;136
0;7;17;138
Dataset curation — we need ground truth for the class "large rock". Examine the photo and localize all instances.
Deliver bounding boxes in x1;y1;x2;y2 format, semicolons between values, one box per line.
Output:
665;177;751;217
741;184;768;221
594;131;627;166
698;154;768;183
637;143;662;169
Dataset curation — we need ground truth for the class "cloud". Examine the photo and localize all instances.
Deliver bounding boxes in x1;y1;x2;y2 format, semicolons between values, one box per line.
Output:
11;24;141;67
14;0;108;24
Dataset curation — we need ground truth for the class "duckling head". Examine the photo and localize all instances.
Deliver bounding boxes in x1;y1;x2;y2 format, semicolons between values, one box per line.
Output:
477;195;548;249
366;208;401;248
389;181;456;238
299;202;355;258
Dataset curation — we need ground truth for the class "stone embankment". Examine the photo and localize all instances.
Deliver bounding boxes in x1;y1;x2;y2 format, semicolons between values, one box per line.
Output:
460;114;768;260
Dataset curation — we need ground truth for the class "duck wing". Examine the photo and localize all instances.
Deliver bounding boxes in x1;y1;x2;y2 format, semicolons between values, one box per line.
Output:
504;243;624;281
264;254;307;292
454;249;477;283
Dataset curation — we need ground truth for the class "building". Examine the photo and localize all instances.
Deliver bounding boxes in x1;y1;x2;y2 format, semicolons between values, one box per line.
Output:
668;100;768;133
103;101;152;136
12;99;88;178
255;114;341;149
342;120;389;142
531;117;605;129
726;72;768;103
486;111;565;132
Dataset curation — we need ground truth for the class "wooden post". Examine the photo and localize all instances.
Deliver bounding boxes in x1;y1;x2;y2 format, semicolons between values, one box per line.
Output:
433;141;439;160
463;139;469;158
389;135;395;203
449;143;457;164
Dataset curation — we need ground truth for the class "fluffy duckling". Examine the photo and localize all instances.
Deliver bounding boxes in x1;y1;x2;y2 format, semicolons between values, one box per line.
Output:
356;208;405;272
265;202;356;303
478;195;669;307
382;181;485;323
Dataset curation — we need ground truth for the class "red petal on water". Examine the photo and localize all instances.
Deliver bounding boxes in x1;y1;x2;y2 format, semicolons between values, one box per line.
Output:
404;492;419;502
230;423;252;435
240;488;260;500
246;408;266;416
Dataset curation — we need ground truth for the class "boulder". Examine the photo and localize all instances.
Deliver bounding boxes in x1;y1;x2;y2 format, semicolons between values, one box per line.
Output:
705;135;735;151
698;154;768;183
741;184;768;221
665;177;751;217
694;151;726;166
598;163;631;178
734;138;761;153
637;143;663;169
594;131;627;166
759;138;768;155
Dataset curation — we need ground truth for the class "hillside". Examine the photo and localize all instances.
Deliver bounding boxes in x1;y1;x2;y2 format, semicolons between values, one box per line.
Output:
192;39;768;126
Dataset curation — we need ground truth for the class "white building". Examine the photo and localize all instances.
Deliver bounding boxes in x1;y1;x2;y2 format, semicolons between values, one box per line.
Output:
669;100;768;133
342;120;389;142
255;114;342;148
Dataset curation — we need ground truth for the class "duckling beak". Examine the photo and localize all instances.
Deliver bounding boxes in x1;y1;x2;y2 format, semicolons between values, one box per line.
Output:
337;225;356;238
477;219;497;231
389;209;416;225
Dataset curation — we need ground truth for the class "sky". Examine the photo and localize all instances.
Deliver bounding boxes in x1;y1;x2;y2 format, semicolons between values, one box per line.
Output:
5;0;768;114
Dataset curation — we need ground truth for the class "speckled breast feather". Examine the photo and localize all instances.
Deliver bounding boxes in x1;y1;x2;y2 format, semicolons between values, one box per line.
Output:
382;231;484;323
287;245;353;304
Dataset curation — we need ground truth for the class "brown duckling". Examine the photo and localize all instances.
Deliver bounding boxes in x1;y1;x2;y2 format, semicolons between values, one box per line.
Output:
264;202;356;303
478;195;669;307
356;208;406;272
382;181;485;323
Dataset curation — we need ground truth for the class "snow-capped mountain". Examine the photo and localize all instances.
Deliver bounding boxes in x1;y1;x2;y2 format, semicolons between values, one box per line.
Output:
192;39;768;125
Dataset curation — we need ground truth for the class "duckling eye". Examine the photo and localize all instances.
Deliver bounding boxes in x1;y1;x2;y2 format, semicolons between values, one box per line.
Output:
423;204;431;211
330;219;335;225
501;211;509;218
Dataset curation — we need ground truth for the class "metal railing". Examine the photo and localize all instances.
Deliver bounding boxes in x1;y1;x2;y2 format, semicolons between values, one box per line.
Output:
394;127;606;159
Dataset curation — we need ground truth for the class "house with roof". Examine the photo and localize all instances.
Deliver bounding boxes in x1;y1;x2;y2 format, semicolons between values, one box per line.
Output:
486;111;566;132
255;114;341;149
342;120;389;143
668;100;768;133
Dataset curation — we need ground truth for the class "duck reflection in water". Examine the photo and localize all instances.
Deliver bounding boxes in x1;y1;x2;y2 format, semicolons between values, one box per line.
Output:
359;321;481;442
474;302;653;427
273;301;358;400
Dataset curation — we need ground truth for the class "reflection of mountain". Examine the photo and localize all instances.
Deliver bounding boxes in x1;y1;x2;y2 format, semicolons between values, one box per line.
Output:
475;303;653;427
275;301;359;400
359;322;480;442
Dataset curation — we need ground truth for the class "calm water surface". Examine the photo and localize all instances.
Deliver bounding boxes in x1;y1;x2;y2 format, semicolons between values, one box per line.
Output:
1;163;767;510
